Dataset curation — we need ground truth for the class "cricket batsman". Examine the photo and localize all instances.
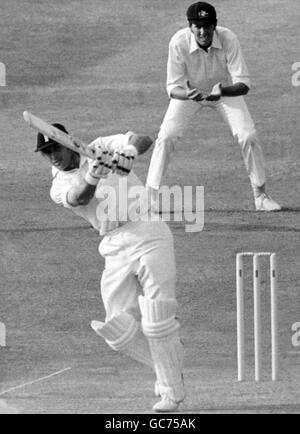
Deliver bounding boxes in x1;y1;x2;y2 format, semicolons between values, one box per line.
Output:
34;124;185;412
147;1;281;212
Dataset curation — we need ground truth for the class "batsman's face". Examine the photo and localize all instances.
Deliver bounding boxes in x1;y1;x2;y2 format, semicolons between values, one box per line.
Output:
190;22;216;48
43;144;78;171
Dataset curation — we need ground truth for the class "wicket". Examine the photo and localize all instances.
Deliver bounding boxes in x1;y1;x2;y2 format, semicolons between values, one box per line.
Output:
236;252;278;382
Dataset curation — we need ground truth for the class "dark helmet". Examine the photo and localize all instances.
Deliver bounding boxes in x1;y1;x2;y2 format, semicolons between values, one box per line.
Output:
35;123;68;152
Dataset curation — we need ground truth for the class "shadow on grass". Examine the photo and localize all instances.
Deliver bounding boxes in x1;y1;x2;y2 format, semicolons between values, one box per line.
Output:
205;223;300;233
0;226;92;233
205;207;300;213
280;207;300;212
186;403;300;414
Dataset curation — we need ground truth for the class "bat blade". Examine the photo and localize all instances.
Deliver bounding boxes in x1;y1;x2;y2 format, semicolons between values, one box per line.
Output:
23;111;96;159
23;111;152;158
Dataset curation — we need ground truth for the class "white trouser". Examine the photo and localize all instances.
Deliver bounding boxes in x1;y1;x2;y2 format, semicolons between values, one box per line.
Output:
94;220;185;401
99;220;176;320
146;96;266;190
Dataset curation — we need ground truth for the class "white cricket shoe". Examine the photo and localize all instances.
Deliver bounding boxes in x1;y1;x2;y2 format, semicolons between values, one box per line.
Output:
153;395;182;413
255;193;282;212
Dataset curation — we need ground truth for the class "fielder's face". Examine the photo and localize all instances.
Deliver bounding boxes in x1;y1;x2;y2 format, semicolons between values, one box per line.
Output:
190;22;216;48
43;143;79;171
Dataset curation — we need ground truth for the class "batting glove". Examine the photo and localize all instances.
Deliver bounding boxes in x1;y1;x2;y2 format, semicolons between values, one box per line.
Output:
87;140;114;162
111;147;136;176
84;153;112;185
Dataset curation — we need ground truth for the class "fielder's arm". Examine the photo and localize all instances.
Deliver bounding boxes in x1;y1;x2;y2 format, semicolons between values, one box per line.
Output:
218;82;249;97
170;83;205;101
205;82;249;101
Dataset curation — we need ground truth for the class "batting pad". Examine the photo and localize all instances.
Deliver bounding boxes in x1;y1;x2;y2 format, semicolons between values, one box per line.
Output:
91;313;154;369
138;296;180;338
138;296;185;402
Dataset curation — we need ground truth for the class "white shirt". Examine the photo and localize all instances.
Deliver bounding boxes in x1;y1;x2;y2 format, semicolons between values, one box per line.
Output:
50;134;151;236
167;26;251;97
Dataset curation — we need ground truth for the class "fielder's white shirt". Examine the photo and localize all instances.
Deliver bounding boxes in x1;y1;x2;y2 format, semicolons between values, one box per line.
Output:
167;26;251;96
50;134;151;236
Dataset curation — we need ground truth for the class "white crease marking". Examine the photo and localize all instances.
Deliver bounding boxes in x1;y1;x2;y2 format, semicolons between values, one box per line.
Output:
0;367;72;396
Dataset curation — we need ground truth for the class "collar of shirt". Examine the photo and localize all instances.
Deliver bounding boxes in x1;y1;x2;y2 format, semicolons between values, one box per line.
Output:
189;30;222;54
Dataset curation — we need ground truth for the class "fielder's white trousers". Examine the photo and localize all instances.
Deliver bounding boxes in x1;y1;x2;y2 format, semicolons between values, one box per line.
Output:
146;96;266;190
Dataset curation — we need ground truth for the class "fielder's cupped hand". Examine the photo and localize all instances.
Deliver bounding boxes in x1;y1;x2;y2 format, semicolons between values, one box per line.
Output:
205;82;222;101
186;80;206;102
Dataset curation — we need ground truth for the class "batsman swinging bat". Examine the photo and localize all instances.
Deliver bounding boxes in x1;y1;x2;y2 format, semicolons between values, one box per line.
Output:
23;111;96;159
23;111;153;158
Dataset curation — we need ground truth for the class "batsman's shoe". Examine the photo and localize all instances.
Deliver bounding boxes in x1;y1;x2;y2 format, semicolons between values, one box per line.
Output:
255;194;281;212
152;395;184;413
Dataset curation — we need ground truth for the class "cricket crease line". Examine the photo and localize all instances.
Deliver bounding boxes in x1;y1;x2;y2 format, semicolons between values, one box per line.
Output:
0;367;72;396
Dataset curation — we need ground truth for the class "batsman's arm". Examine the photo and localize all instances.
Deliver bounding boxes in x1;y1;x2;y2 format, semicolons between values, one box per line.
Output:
93;132;153;156
50;174;97;208
66;156;112;207
66;181;97;207
89;133;153;176
170;86;190;100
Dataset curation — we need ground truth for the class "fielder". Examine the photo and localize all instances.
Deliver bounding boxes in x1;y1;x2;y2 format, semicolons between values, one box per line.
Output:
147;1;281;212
35;124;185;412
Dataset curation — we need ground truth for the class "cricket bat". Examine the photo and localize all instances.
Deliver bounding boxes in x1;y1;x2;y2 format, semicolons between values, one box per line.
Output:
23;111;97;159
23;111;152;158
